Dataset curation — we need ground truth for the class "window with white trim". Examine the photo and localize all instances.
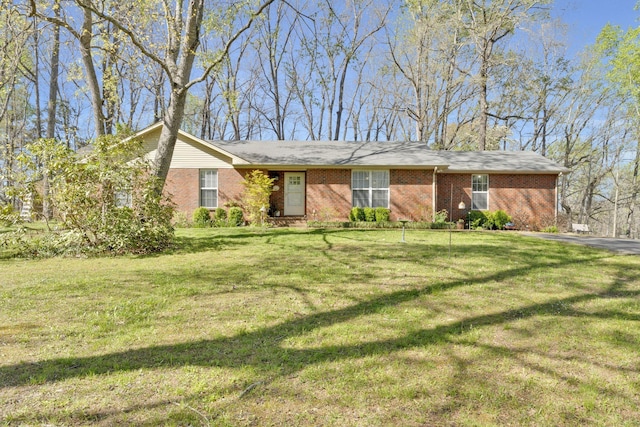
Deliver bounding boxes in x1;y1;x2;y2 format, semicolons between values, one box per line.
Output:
471;174;488;210
200;169;218;208
352;170;389;208
115;190;132;208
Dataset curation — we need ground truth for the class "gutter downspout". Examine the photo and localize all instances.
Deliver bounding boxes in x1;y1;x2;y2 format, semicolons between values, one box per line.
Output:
433;167;438;222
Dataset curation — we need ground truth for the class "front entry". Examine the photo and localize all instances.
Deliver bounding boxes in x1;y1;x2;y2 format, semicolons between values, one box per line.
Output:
284;172;305;216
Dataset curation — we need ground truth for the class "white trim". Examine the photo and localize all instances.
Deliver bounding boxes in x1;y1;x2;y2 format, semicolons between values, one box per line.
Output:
471;174;489;211
351;170;390;208
199;169;218;209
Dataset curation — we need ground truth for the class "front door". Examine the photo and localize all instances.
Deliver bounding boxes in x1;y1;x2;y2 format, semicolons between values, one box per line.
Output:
284;172;305;216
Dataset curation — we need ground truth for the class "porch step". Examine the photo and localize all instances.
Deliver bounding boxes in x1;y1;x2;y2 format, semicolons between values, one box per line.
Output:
267;216;307;228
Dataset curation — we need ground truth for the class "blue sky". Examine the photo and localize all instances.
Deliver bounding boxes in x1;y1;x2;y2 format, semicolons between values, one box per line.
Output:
553;0;638;52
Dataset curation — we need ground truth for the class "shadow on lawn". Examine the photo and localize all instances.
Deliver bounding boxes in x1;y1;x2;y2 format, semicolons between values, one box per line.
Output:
1;247;638;393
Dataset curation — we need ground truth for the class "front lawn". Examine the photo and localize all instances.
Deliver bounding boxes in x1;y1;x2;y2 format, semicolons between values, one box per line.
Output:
1;228;639;426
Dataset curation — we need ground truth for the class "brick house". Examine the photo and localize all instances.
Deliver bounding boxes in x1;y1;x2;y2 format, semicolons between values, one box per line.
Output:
136;123;567;229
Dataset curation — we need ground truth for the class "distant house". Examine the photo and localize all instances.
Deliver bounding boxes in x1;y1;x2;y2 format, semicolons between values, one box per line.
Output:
135;123;568;229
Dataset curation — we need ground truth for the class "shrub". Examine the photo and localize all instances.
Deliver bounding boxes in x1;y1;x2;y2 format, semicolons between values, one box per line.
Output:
375;207;390;222
214;207;228;226
433;209;448;224
363;207;375;222
192;207;212;228
172;211;191;228
9;136;175;256
0;204;19;227
228;207;244;227
241;170;274;225
541;225;559;233
487;210;511;230
468;210;488;229
349;207;365;222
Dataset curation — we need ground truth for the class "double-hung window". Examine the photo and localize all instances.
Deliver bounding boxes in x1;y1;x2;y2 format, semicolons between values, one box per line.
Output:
352;170;389;208
200;169;218;208
115;190;132;208
471;174;488;210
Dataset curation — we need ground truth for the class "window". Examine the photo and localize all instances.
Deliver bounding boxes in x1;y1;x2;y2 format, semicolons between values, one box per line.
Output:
352;170;389;208
472;174;488;210
115;190;132;208
200;169;218;208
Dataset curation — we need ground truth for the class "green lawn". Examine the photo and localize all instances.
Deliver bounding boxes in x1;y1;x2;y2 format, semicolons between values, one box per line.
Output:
1;228;639;426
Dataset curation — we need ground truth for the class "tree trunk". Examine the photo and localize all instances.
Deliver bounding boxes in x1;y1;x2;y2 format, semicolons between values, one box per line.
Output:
46;2;60;140
79;7;105;136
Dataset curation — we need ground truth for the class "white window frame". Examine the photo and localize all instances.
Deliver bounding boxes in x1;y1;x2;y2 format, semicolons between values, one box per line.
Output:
114;190;132;208
352;170;389;208
471;174;489;210
200;169;218;208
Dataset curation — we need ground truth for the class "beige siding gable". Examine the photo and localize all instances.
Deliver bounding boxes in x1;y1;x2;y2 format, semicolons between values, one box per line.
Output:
169;136;234;168
137;127;234;169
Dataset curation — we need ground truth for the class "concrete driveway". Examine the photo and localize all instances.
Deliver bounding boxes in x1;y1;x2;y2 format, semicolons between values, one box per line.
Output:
522;233;640;255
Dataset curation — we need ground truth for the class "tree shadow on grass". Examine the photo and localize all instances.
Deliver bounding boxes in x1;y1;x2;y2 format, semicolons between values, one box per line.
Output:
1;250;637;391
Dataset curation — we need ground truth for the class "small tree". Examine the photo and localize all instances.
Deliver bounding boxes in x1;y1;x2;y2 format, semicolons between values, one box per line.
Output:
241;170;274;225
12;136;174;255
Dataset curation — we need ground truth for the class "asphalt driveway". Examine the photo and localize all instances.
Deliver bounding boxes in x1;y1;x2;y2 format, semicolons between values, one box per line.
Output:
522;233;640;255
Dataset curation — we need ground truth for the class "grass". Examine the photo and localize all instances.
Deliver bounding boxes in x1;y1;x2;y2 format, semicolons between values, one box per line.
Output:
1;227;639;426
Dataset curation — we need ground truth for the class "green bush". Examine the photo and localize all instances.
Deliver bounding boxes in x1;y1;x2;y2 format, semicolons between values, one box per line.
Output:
433;209;448;224
0;204;18;227
375;207;390;222
228;207;244;227
214;207;228;226
349;207;365;222
8;136;175;256
172;211;191;228
468;210;487;229
192;207;212;228
363;207;375;222
486;210;511;230
541;225;558;233
241;170;274;225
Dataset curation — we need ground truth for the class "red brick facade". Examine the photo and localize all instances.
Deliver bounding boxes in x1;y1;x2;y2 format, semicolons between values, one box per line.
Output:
436;173;558;229
166;167;558;229
165;168;247;213
165;168;200;214
306;169;352;220
390;169;434;221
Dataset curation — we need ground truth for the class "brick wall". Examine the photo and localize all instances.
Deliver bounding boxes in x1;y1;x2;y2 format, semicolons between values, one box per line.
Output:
218;168;248;208
306;169;352;221
166;167;558;229
390;169;433;221
165;168;247;215
490;174;557;230
437;173;557;229
164;168;199;214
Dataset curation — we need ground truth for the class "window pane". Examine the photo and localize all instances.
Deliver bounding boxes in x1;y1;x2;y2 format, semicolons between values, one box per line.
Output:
372;190;388;208
115;191;132;208
352;171;369;189
472;193;487;210
200;170;218;188
371;171;389;188
472;174;488;192
353;190;369;207
201;189;217;208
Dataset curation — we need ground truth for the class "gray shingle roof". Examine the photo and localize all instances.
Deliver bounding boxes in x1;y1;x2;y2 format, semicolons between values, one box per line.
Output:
207;140;568;173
